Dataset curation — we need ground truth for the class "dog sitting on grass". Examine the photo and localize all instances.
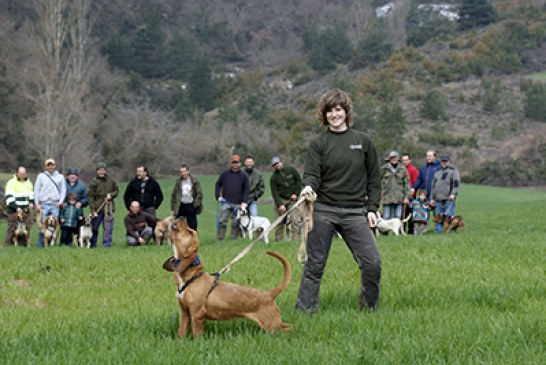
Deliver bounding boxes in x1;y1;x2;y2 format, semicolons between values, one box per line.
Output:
162;218;292;339
155;214;175;245
13;210;30;247
434;213;465;233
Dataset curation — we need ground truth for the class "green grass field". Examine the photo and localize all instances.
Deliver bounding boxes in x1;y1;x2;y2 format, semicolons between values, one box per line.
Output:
1;176;545;364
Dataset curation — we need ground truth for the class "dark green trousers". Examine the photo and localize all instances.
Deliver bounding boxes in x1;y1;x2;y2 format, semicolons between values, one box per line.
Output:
295;202;382;312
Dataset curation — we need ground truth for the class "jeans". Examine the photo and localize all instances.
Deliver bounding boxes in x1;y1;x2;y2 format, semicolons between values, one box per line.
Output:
37;203;60;247
383;204;402;219
91;212;114;247
126;227;153;246
295;203;382;312
435;200;455;233
248;200;258;217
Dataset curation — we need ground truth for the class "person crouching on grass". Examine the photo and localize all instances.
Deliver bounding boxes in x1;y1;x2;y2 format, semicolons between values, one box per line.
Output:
59;193;84;246
124;201;158;246
295;89;382;313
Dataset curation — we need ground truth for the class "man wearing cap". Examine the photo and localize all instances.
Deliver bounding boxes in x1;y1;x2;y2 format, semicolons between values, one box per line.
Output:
65;167;89;241
88;162;119;247
270;156;302;241
215;154;250;240
380;151;410;220
431;155;460;233
34;159;66;247
243;155;265;217
3;166;34;246
65;168;88;210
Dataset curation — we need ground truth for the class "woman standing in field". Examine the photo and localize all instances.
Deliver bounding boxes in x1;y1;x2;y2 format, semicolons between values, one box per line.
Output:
296;89;382;312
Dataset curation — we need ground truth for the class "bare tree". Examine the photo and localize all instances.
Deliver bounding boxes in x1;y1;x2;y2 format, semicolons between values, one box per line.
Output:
15;0;109;172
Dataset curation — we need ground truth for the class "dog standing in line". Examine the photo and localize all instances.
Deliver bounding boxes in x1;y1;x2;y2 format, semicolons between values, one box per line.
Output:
163;218;292;339
155;215;175;245
41;214;58;247
13;210;30;247
236;207;272;243
374;213;411;236
286;205;304;241
78;215;94;248
434;213;465;233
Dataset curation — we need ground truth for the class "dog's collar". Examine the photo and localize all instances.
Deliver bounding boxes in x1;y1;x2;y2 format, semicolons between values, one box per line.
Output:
178;272;204;294
173;255;201;274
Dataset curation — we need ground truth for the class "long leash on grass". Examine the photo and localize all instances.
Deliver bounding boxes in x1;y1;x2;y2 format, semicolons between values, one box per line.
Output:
217;192;316;276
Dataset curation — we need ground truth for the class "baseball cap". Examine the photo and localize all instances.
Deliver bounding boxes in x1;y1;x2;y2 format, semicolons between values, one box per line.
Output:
271;156;281;166
231;154;241;163
389;151;399;158
45;158;55;166
440;155;450;161
66;168;79;176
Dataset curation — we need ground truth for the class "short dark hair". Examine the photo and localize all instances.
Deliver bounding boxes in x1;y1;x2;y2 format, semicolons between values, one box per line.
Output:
245;155;255;161
402;153;411;159
180;164;189;170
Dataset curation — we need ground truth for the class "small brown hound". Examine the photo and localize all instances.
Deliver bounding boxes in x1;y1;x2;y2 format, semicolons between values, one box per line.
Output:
434;213;464;233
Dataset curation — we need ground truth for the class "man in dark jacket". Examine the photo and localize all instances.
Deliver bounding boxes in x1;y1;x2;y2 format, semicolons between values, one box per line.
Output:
170;164;203;230
243;155;265;217
123;166;163;233
411;150;441;200
88;162;119;248
270;156;302;241
124;201;158;246
215;154;249;240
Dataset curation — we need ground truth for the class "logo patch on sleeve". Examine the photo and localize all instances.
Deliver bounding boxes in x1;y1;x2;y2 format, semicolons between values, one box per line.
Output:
350;144;363;150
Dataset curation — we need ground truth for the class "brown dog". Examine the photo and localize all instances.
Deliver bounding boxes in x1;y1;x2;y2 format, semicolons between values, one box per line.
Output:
434;213;464;233
163;219;292;339
154;215;174;245
42;215;58;247
13;211;30;247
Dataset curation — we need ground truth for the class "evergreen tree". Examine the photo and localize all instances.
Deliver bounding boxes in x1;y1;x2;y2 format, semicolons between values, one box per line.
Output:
458;0;497;30
406;1;457;47
376;97;406;151
524;82;546;122
482;79;501;112
351;24;393;69
131;7;166;78
187;54;216;112
165;33;199;81
307;27;352;72
419;89;448;120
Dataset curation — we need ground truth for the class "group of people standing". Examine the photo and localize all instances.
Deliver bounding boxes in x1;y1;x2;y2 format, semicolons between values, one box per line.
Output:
380;149;461;234
214;154;302;241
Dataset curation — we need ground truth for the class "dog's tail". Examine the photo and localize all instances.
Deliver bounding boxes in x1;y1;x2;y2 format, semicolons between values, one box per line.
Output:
266;250;291;299
402;214;411;223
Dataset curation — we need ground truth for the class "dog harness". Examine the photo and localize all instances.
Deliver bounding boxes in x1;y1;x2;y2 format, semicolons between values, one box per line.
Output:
173;256;221;295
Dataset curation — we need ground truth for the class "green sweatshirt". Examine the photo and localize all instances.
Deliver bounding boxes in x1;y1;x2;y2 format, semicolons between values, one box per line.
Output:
303;128;381;211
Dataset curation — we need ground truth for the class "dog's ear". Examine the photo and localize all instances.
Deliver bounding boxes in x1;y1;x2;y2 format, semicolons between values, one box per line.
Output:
162;256;178;272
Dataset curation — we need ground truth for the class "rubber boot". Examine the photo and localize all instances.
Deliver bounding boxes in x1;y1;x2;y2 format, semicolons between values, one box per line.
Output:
217;225;226;240
230;226;240;240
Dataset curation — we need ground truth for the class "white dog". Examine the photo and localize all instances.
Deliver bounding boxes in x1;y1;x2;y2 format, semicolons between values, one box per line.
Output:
374;213;411;236
237;207;272;243
79;215;93;248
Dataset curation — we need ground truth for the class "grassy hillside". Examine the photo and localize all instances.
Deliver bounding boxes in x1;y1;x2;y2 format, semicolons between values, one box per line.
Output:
0;179;545;364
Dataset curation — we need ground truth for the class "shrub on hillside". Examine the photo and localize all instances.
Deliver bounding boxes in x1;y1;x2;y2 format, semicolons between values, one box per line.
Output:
419;89;448;120
482;79;501;112
350;25;393;70
524;82;546;122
